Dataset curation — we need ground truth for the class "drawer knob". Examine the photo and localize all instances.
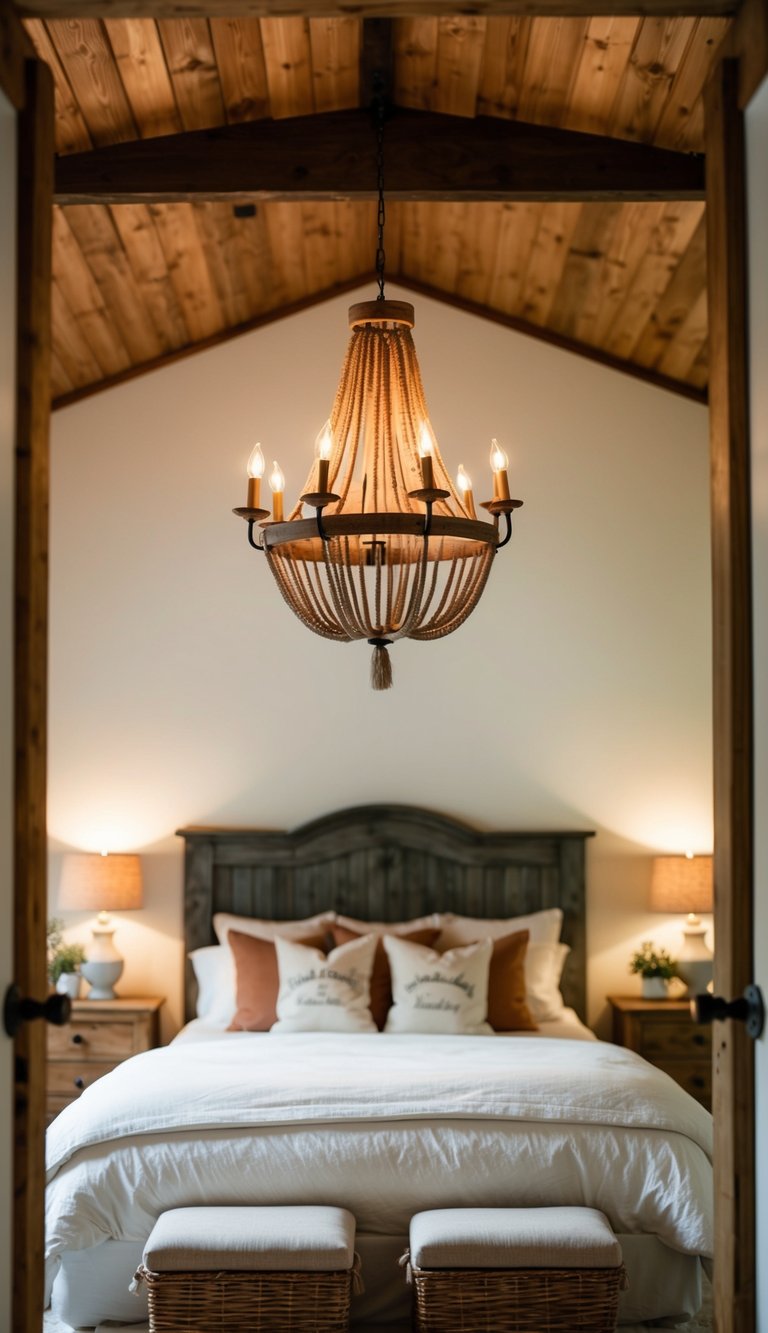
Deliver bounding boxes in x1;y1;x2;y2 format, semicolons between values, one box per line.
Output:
693;1033;706;1047
71;1032;84;1045
692;1076;705;1089
73;1077;85;1090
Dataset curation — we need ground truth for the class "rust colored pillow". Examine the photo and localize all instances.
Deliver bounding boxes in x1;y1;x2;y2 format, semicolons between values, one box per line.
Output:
329;924;441;1030
227;929;328;1031
486;929;538;1032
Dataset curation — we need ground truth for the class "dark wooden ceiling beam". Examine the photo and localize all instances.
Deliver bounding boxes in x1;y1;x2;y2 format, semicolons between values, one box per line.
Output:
54;108;706;205
15;0;736;17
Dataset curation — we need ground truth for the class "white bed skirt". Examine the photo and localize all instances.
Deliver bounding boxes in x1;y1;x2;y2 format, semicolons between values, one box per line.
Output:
51;1231;703;1330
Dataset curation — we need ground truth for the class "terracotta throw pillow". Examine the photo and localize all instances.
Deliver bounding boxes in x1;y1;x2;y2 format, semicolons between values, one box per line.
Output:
485;929;538;1032
227;929;328;1031
329;923;441;1029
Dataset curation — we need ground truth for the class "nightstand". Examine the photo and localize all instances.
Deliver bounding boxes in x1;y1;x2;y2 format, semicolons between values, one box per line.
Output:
608;995;711;1110
46;996;163;1123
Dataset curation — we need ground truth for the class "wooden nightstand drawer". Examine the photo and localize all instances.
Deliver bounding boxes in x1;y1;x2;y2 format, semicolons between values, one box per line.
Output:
47;1060;119;1096
46;996;163;1123
639;1020;711;1060
48;1019;139;1062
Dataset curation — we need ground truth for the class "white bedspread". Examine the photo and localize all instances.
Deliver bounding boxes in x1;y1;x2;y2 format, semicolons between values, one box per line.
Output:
45;1033;713;1299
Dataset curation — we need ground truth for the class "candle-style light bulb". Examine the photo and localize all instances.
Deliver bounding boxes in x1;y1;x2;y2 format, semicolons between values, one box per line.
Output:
418;423;435;489
269;460;285;521
457;462;476;519
246;442;265;508
314;421;333;493
489;437;511;501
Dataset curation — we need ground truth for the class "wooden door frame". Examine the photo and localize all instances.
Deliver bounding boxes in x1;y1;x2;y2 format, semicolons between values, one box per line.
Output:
1;2;54;1329
706;2;767;1326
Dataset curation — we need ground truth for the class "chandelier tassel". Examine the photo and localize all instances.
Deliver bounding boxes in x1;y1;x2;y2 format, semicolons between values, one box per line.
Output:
369;637;393;691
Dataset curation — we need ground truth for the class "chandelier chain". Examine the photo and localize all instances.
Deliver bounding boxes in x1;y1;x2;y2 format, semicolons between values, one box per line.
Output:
375;88;386;301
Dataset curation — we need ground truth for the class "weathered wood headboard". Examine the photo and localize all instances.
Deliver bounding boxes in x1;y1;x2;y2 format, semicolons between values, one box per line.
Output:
178;805;594;1023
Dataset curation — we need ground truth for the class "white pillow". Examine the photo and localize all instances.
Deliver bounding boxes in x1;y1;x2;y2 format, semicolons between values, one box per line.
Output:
383;936;493;1035
189;946;236;1026
213;911;336;947
435;908;563;950
271;933;378;1033
525;942;570;1021
335;913;443;935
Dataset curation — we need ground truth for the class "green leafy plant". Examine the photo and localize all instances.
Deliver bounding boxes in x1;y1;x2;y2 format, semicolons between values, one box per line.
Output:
47;917;86;984
629;941;678;980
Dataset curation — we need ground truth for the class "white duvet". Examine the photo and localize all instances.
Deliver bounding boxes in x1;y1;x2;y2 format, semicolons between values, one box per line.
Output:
45;1032;713;1298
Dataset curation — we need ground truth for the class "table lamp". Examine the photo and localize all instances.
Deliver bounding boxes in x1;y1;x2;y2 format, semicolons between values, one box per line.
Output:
58;852;143;999
649;853;713;997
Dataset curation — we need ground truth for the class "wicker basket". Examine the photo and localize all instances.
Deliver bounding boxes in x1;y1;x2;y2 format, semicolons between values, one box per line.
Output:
412;1264;626;1333
141;1265;353;1332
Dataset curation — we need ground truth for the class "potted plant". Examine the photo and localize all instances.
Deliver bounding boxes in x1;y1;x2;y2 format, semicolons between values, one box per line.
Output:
629;941;679;999
47;917;86;1000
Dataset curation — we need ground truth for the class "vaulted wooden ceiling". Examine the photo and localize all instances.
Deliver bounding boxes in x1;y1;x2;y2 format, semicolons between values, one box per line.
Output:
23;14;730;406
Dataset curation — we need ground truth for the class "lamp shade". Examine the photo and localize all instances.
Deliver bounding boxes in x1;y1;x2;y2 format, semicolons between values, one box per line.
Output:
58;853;143;912
649;855;713;915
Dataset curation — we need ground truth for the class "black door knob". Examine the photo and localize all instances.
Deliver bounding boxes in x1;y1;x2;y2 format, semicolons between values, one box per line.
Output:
3;985;72;1038
690;984;764;1039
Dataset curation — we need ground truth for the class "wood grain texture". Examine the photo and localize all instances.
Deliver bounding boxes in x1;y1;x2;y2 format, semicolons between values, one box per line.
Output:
705;56;755;1333
13;54;53;1333
13;0;739;19
178;808;593;1024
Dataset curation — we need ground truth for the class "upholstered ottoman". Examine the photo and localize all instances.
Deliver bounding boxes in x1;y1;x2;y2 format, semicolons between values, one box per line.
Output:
407;1206;627;1333
134;1205;359;1332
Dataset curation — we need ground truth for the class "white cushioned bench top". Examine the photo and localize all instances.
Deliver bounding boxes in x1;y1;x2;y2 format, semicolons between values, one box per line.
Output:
143;1206;356;1273
410;1207;623;1271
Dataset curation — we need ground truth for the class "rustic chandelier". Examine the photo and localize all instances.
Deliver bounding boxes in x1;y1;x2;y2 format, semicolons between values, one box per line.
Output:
234;96;522;690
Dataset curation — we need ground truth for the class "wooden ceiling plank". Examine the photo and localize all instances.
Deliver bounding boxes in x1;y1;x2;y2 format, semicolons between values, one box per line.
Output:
483;200;545;316
600;198;704;360
22;19;93;152
53;108;707;204
563;17;641;134
209;18;270;123
518;200;584;326
226;203;281;309
476;17;533;120
546;200;623;339
308;17;359;113
299;200;344;295
63;202;169;362
454;203;504;307
44;18;139;146
655;285;708;380
588;198;667;346
50;349;75;399
149;200;227;341
194;201;254;326
687;342;709;390
103;18;182;138
157;19;225;130
432;17;486;118
51;206;133;375
605;17;696;145
332;199;370;284
50;277;104;387
260;17;314;117
631;206;707;366
262;200;310;303
652;16;730;151
15;0;737;18
515;18;589;126
393;18;439;110
109;202;191;350
414;200;466;292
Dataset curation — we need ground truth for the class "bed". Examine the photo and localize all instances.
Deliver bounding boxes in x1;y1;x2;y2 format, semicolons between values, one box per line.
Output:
46;806;712;1330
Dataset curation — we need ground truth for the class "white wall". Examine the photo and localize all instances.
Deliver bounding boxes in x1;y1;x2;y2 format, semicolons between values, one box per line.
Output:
48;283;712;1040
746;72;768;1332
0;86;16;1333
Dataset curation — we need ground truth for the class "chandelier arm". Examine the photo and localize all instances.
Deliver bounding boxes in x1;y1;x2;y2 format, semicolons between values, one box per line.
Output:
496;511;514;549
315;507;330;542
247;519;265;552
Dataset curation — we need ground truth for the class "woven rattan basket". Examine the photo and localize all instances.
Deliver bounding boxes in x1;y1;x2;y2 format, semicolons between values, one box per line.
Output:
412;1263;626;1333
140;1265;353;1333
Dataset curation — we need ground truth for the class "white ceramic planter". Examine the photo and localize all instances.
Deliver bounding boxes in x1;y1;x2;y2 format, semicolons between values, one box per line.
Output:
55;972;81;1000
641;977;669;999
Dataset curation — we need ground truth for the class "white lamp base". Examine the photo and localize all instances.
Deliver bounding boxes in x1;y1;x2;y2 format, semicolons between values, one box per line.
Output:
677;917;713;997
82;925;124;1001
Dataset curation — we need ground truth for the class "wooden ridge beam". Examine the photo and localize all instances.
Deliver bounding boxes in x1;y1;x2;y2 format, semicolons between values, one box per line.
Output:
15;0;737;18
54;108;706;205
